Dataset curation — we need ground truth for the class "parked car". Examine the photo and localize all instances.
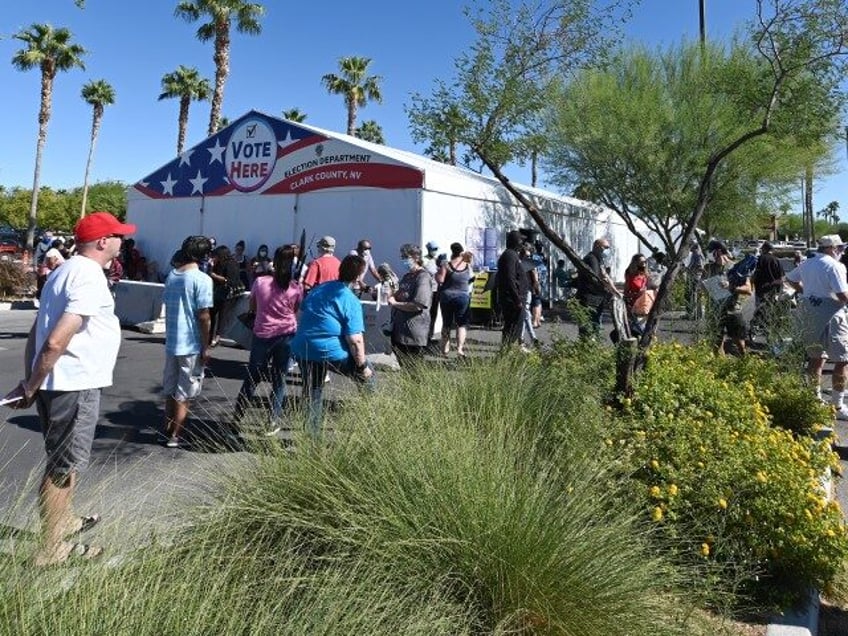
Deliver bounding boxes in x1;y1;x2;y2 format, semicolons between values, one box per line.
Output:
0;238;22;261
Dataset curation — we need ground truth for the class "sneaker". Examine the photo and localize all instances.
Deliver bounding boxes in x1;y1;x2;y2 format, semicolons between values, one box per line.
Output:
265;425;282;437
835;407;848;421
165;436;180;448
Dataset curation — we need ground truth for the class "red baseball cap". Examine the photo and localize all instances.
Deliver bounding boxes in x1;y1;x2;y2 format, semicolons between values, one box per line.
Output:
74;211;137;243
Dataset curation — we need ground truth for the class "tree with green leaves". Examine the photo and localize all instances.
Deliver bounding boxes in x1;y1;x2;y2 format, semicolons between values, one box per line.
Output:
158;65;212;155
408;0;848;387
322;56;383;136
282;108;307;122
174;0;264;136
405;0;633;285
407;101;468;166
354;120;385;144
11;24;86;252
545;41;838;256
79;79;115;219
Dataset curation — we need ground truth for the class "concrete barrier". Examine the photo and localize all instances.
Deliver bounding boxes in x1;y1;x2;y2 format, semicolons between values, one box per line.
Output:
114;280;165;327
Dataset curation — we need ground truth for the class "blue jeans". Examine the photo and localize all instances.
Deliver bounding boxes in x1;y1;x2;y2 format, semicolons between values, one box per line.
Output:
236;333;293;421
296;356;376;439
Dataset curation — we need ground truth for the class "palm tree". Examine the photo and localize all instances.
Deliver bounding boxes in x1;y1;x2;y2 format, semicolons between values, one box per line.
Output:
354;120;385;144
281;108;307;122
79;79;115;219
12;24;86;252
175;0;264;137
158;66;212;155
321;56;382;136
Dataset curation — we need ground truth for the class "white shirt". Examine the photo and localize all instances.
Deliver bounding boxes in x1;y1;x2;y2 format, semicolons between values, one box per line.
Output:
34;254;121;391
785;252;848;299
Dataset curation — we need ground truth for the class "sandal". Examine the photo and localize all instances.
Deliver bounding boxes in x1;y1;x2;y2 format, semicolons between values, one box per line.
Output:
66;514;101;538
34;542;104;567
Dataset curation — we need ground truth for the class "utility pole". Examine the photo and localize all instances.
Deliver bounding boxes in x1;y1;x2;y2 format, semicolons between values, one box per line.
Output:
699;0;706;45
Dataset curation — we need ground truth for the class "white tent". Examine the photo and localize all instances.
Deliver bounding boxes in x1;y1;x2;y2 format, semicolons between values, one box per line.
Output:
127;110;656;282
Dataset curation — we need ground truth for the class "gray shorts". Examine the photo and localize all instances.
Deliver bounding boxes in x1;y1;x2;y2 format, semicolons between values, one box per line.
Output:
162;353;204;402
36;389;101;476
798;298;848;362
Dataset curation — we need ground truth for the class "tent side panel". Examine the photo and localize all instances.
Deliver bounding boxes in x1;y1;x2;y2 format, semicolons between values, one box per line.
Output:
294;188;421;274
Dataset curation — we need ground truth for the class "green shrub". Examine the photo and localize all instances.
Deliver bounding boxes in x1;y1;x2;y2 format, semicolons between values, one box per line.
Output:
615;342;848;608
711;352;832;437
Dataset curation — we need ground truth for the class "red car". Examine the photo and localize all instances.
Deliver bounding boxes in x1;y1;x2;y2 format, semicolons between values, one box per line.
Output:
0;238;22;261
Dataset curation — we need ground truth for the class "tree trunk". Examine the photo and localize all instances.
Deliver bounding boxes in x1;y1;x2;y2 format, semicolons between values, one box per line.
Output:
805;165;814;245
208;24;230;137
80;107;102;219
27;73;54;254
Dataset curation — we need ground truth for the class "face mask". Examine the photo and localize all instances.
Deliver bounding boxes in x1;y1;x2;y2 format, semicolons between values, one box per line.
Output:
401;258;415;271
361;249;371;257
259;250;267;258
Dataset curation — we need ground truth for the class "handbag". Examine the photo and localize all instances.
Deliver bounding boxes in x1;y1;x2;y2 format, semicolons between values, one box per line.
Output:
632;289;656;317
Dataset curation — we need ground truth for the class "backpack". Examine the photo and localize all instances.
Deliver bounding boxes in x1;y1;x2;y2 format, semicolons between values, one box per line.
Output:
726;254;758;289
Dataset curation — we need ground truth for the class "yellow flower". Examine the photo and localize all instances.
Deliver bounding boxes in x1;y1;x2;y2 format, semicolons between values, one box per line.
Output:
756;471;768;484
718;498;728;510
650;459;660;470
652;507;663;522
668;484;678;497
700;543;710;557
650;486;662;498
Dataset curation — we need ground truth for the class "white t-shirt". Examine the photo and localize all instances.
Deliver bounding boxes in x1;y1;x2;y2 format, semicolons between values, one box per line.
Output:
34;254;121;391
785;253;848;299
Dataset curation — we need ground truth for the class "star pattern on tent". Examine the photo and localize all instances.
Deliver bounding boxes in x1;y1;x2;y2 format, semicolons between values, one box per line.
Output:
278;130;297;149
161;173;177;196
189;170;208;195
207;138;225;165
135;114;317;198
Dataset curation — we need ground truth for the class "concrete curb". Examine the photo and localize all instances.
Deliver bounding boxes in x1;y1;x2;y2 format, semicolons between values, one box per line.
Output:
0;299;36;311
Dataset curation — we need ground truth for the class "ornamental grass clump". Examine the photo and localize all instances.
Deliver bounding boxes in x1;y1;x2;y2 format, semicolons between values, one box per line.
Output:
0;352;687;636
199;353;679;635
615;342;848;609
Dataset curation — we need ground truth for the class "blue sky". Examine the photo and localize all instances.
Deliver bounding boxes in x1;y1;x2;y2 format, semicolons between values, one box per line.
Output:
1;0;843;215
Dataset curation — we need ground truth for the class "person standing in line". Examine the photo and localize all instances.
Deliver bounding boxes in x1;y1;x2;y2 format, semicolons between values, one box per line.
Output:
496;230;529;348
387;243;433;367
161;237;214;448
234;245;303;435
423;241;441;341
685;242;705;319
250;244;273;281
436;242;473;357
304;236;341;293
575;238;618;339
234;239;250;289
290;254;375;438
349;238;381;293
208;245;242;347
3;211;136;566
785;234;848;415
520;242;541;349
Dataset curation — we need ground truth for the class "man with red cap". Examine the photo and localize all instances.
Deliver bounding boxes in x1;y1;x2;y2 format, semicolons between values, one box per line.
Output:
2;211;136;566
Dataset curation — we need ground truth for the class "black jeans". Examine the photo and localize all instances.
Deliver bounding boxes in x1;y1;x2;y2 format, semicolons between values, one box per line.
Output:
501;304;524;347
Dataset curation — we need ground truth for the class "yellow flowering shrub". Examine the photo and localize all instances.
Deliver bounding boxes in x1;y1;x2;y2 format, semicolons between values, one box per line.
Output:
615;342;848;607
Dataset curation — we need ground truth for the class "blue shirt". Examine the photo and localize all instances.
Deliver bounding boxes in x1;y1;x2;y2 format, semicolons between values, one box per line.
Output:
290;281;364;362
163;266;213;356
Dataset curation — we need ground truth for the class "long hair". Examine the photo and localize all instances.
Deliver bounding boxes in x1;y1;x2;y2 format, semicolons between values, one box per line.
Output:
625;253;646;277
272;245;294;289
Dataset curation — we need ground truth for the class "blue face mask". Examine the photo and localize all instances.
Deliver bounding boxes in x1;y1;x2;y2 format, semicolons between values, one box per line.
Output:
401;258;415;271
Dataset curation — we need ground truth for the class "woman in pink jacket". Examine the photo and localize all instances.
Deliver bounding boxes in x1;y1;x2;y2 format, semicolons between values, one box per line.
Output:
234;245;303;435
